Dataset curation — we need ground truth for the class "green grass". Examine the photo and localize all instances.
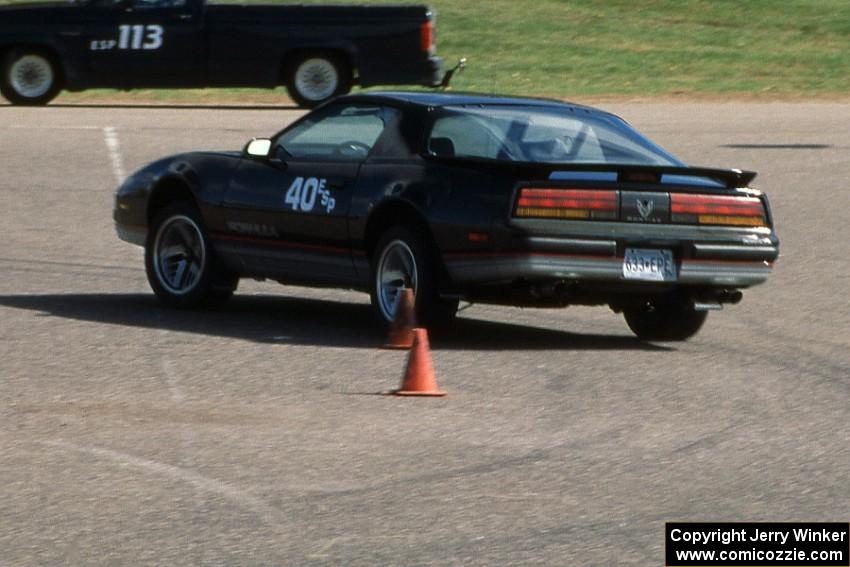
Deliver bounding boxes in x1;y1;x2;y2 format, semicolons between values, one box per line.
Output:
415;0;850;97
8;0;850;100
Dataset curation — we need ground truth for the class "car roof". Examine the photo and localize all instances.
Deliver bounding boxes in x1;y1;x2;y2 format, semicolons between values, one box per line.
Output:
336;91;607;115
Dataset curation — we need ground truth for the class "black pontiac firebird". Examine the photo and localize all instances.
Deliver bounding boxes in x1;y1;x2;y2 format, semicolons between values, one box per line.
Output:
114;92;779;340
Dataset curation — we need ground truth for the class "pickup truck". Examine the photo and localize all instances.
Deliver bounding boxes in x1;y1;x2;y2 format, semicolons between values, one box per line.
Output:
0;0;443;106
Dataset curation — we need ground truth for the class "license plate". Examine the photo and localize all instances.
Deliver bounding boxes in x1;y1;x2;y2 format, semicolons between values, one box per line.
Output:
623;248;677;282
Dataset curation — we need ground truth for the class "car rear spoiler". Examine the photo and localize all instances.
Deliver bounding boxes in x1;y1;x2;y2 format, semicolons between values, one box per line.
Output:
425;155;757;188
542;164;758;188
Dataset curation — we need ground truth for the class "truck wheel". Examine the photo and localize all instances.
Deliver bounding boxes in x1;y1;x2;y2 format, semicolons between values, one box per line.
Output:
622;298;708;341
285;53;352;108
370;226;458;332
1;50;61;105
145;203;237;309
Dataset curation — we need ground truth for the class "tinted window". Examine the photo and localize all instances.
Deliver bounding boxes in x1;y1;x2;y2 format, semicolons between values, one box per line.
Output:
277;105;398;162
428;105;682;166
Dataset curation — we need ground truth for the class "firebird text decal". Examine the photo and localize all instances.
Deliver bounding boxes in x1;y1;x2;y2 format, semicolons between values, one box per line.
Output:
285;177;336;213
226;222;279;238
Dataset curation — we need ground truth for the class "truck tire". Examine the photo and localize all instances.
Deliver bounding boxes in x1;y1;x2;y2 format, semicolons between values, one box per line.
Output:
1;50;61;105
285;53;352;108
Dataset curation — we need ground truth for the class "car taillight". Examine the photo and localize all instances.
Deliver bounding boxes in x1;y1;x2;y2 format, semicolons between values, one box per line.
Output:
514;188;618;220
671;193;767;227
420;20;435;54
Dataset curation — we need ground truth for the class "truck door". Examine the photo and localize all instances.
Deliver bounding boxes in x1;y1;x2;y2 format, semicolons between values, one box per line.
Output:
85;0;205;87
221;104;400;285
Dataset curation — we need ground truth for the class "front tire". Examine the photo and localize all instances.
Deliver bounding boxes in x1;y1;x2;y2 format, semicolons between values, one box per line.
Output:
1;50;61;105
622;297;708;341
285;53;352;108
370;226;458;332
145;203;237;308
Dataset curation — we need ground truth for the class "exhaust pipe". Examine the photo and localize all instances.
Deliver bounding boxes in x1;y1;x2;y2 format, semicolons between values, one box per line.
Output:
691;289;743;311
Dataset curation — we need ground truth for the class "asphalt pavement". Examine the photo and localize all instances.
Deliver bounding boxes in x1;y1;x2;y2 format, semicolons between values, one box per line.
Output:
0;100;848;566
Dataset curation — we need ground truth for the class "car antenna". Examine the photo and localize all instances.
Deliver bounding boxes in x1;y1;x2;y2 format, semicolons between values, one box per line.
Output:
440;58;467;90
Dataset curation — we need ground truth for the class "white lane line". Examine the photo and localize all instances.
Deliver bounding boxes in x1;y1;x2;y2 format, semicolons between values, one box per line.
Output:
161;357;186;402
158;328;185;403
306;536;350;560
102;126;126;184
42;440;284;528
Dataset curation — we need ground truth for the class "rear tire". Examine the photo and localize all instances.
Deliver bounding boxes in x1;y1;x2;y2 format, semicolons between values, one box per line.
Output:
285;53;352;108
623;297;708;341
145;203;237;309
370;226;458;332
1;50;61;105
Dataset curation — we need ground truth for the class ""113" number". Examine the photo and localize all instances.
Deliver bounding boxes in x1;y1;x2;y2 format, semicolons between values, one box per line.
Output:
117;24;164;50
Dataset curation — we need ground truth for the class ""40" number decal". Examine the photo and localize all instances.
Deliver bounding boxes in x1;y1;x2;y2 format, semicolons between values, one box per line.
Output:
284;177;336;213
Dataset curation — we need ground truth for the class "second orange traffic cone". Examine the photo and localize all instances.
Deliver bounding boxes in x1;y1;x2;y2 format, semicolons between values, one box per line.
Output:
392;328;446;397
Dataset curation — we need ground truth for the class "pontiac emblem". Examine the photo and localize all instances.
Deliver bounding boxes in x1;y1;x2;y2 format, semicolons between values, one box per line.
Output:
637;199;654;220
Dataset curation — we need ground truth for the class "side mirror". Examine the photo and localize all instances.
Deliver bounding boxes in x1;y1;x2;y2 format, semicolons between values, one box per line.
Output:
243;138;272;159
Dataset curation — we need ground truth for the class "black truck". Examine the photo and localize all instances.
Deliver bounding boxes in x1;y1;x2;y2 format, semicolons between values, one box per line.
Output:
0;0;443;106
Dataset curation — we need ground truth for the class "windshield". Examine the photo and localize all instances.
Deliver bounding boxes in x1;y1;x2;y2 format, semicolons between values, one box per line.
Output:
427;105;683;166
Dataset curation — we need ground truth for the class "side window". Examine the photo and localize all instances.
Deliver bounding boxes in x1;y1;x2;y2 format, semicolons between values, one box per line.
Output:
429;114;506;160
276;105;398;162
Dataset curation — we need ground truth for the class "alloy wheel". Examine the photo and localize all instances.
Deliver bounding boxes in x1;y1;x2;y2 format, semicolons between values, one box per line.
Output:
375;239;418;322
152;215;207;295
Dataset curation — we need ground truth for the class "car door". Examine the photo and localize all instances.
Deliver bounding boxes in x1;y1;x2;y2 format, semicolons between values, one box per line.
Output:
221;104;400;285
84;0;204;87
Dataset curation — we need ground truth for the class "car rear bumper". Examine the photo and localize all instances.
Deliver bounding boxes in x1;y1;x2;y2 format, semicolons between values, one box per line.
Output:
443;237;778;289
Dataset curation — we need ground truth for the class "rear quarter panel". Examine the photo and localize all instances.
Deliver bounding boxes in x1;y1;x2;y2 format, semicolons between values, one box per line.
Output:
350;158;517;257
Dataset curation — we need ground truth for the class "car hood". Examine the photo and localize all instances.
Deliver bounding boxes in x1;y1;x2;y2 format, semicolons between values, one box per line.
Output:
146;150;242;174
186;150;243;162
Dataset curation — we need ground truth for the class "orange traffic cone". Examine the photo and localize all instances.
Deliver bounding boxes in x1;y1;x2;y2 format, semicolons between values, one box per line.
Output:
383;288;416;349
391;328;446;396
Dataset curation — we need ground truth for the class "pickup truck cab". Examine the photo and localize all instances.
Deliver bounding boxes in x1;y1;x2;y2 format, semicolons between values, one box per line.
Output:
0;0;443;106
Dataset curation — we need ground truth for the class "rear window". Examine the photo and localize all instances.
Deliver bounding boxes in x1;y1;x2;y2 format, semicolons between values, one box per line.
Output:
427;105;682;166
